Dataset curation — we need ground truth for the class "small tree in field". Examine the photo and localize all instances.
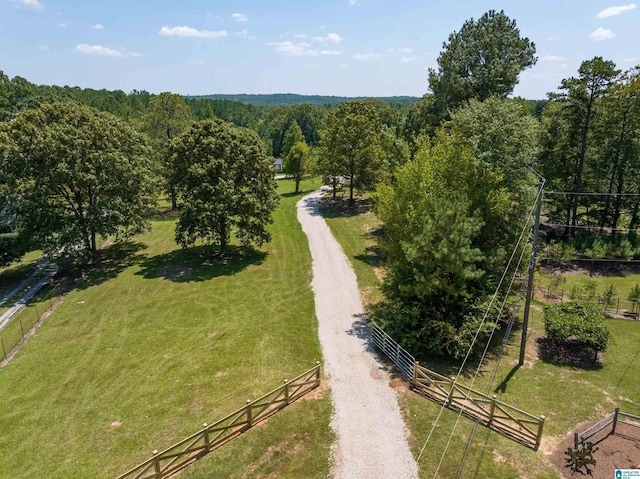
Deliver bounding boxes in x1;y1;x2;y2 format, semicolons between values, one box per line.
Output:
543;301;611;361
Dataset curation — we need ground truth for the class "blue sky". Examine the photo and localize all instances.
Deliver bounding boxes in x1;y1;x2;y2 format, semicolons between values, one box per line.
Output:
1;0;638;99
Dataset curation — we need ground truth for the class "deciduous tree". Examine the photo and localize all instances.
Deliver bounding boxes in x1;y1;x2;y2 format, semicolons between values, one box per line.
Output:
0;102;155;261
320;100;383;201
166;119;279;253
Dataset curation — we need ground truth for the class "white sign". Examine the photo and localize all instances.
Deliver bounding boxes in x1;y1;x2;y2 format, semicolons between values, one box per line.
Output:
616;470;640;479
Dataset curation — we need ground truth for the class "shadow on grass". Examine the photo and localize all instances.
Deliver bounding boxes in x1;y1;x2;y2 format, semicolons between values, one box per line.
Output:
71;241;148;290
135;245;267;283
318;197;371;218
537;337;603;370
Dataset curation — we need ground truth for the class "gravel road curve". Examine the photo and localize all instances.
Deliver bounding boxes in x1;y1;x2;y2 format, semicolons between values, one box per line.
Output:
297;189;419;479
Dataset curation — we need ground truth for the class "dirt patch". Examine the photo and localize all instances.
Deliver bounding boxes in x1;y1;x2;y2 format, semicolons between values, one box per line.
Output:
551;420;640;478
541;260;640;277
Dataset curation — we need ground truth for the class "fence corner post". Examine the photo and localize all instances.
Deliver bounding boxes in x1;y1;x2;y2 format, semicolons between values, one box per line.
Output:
447;377;456;405
315;361;321;386
612;407;620;435
411;361;418;388
152;450;161;478
536;415;545;448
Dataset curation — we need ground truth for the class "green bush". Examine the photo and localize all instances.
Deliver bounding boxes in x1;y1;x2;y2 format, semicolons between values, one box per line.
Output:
543;301;611;358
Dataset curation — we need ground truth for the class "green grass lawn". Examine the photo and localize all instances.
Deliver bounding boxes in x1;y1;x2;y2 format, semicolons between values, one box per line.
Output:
0;177;333;479
323;196;640;478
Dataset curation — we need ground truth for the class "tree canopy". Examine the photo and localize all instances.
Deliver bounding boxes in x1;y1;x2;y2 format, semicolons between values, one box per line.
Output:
428;10;536;122
166;119;279;253
320;100;383;201
0;102;155;261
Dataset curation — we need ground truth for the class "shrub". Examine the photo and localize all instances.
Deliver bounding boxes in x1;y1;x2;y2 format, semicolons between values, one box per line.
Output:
543;301;611;360
565;437;598;474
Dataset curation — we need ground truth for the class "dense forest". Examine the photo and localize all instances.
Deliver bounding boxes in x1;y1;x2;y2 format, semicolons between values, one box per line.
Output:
2;8;640;360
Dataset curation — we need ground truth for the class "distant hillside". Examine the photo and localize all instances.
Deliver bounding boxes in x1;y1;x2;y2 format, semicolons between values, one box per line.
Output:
186;93;419;108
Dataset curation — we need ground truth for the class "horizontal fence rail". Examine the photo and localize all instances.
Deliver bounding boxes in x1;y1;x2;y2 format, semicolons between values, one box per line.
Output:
116;363;321;479
575;408;640;448
411;363;545;450
370;322;415;378
370;322;545;450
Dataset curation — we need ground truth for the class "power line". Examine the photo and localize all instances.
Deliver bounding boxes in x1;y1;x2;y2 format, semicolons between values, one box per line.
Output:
431;218;534;479
546;191;640;197
415;191;539;477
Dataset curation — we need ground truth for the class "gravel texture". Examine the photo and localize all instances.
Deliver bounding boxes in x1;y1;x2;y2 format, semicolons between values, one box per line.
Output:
297;189;419;479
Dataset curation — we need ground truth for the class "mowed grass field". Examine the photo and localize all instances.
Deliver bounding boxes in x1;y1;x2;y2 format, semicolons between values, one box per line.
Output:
324;202;640;479
0;177;333;479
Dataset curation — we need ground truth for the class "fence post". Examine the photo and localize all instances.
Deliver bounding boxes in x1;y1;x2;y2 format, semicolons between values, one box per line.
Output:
202;423;210;453
536;416;545;448
315;361;321;386
489;395;497;425
617;298;620;313
283;379;290;404
152;450;161;479
411;361;418;388
574;432;578;449
612;407;620;435
246;399;253;428
447;377;456;405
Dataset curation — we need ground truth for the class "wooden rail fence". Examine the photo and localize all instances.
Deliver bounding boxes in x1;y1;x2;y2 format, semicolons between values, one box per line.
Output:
370;322;545;450
116;363;321;479
575;408;640;447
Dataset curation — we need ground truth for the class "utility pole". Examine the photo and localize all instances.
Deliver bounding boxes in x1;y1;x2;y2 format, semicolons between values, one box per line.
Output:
519;179;545;366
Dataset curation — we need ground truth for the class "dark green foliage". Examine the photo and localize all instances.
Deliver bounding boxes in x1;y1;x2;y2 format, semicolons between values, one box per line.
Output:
167;119;279;253
543;301;611;358
565;438;598;474
0;102;155;261
0;233;29;268
428;10;536;123
320;100;383;201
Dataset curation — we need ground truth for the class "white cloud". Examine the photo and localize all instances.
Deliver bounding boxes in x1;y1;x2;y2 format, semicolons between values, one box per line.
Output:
19;0;44;10
401;56;416;63
158;26;228;38
231;13;247;22
589;27;616;40
75;44;141;57
234;30;248;36
37;44;50;51
294;34;307;39
349;0;358;4
596;3;636;18
313;33;342;44
623;56;639;62
547;36;560;41
190;60;207;65
353;52;381;61
91;24;104;29
59;22;69;28
305;64;321;69
542;55;566;61
267;41;341;56
398;47;412;54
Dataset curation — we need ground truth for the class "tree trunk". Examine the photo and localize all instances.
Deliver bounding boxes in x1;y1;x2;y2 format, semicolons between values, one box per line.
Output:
571;96;595;236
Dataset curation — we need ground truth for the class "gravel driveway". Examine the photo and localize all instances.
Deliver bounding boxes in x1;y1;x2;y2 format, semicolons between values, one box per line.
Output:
297;189;418;479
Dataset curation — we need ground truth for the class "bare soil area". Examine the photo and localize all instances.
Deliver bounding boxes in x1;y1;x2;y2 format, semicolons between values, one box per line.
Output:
551;420;640;478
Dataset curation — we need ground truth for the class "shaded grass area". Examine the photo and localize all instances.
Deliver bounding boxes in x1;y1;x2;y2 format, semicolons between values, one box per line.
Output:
320;196;384;307
323;196;640;478
0;177;332;479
